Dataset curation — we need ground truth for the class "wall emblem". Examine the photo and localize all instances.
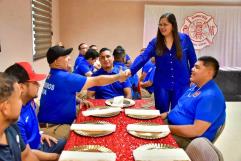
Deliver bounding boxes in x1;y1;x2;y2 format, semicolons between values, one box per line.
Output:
181;12;218;50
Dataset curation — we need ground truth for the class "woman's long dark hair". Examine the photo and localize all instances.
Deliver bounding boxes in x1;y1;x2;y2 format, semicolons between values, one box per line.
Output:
156;13;182;60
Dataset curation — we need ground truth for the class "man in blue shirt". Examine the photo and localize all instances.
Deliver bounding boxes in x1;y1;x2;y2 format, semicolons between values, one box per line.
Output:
140;66;156;97
5;62;66;161
114;45;132;67
0;73;38;161
87;48;132;99
160;56;226;149
73;49;99;76
74;43;88;70
113;47;140;99
38;45;128;139
140;57;155;82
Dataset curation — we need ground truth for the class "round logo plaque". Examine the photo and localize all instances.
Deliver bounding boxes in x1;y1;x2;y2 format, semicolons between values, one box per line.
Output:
181;12;218;50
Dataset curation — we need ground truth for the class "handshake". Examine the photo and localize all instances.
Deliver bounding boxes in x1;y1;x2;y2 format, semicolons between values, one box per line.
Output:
117;68;132;82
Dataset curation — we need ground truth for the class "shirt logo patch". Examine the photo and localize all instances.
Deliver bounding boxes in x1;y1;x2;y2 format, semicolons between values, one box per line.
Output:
193;91;201;97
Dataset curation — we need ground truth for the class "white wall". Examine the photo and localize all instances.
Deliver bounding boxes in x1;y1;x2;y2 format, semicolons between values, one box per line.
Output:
0;0;33;71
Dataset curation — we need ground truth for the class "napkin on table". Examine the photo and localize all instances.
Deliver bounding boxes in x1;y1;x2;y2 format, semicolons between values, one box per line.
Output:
82;107;122;116
111;96;124;106
127;124;170;133
71;123;116;132
133;148;191;161
59;151;116;161
125;109;160;116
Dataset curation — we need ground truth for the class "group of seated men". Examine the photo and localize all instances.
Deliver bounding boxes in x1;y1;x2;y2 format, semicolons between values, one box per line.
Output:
73;43;140;100
0;43;226;161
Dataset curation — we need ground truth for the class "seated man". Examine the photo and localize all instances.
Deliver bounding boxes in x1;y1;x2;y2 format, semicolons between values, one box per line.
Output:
140;66;156;98
140;56;155;82
37;45;128;139
0;73;38;161
115;45;132;67
5;62;66;161
160;56;226;149
113;47;140;99
73;48;99;76
74;43;88;71
87;48;132;99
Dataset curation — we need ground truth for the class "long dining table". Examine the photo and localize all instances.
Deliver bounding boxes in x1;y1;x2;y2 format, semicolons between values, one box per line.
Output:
64;99;179;161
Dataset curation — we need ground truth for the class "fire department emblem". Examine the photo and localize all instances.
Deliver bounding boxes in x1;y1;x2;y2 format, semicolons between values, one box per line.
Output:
181;12;218;50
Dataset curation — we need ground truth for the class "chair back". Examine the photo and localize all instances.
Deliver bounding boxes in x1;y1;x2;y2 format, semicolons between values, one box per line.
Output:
212;122;225;143
186;137;224;161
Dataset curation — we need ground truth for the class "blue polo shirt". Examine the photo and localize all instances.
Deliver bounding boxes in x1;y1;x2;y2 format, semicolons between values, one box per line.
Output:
130;33;197;90
74;54;84;70
125;54;131;63
113;61;128;70
0;124;26;161
88;67;131;99
143;67;156;94
38;68;87;124
114;61;139;99
17;100;40;149
142;60;155;73
168;80;226;141
73;58;94;76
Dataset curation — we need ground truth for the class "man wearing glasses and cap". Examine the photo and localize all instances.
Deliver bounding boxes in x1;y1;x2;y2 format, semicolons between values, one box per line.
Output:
37;45;128;139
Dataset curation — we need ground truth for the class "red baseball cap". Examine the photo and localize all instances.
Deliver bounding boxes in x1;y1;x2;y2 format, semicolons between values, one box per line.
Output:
16;62;46;81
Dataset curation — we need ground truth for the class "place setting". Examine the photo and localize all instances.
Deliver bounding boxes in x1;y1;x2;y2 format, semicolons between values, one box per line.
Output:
126;122;170;139
124;108;160;119
59;144;116;161
133;143;191;161
105;96;135;108
70;120;116;137
82;106;122;118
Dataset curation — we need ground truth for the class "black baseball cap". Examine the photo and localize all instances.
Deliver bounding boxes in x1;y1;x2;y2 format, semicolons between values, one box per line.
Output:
47;45;73;64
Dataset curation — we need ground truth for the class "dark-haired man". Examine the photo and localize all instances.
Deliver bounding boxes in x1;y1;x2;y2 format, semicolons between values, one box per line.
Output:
160;56;226;148
73;49;99;76
5;62;65;161
113;47;140;99
0;73;39;161
87;48;132;99
74;43;88;70
38;45;128;139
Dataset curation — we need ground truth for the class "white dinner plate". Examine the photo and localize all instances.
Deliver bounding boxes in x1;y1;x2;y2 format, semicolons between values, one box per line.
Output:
105;98;135;108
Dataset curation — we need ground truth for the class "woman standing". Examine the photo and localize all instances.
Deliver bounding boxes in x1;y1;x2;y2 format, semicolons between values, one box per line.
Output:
127;13;197;113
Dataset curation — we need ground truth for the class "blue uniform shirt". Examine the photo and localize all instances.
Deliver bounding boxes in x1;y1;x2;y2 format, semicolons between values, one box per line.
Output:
142;60;155;73
88;67;131;99
74;54;84;70
168;80;226;141
38;69;87;124
73;58;94;76
17;100;41;149
143;67;156;94
114;61;139;99
0;124;26;161
113;61;127;70
125;54;131;63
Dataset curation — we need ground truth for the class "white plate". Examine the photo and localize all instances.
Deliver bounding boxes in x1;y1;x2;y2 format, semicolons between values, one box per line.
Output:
135;143;176;151
105;98;135;108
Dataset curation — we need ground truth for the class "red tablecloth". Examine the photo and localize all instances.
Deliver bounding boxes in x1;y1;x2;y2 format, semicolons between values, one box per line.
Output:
64;99;178;161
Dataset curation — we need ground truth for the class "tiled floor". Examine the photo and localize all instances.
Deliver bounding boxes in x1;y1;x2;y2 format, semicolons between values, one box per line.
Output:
215;102;241;161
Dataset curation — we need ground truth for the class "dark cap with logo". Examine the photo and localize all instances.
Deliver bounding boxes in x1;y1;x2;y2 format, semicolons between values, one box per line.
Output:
47;45;73;64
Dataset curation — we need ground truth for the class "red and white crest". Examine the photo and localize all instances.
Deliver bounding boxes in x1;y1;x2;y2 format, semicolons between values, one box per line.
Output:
181;12;218;50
